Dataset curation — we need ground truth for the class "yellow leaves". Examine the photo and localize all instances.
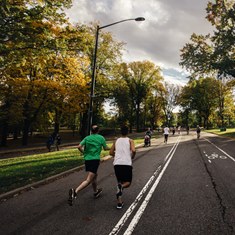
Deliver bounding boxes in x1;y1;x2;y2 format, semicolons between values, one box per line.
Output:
31;21;44;28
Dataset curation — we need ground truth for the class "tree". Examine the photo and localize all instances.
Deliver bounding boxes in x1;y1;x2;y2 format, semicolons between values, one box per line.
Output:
0;1;91;145
89;28;125;127
161;83;181;125
216;77;235;127
206;0;235;77
178;77;220;128
144;83;165;129
110;61;163;131
180;0;235;78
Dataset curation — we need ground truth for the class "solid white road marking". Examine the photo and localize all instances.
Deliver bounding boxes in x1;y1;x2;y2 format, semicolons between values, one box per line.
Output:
109;165;162;235
123;137;181;235
204;138;235;162
109;136;181;235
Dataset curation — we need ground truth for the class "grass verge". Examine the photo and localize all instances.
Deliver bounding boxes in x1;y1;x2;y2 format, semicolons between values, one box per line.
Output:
204;128;235;139
0;149;84;194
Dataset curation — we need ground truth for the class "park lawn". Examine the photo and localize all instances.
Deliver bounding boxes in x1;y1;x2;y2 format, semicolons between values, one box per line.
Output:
0;139;143;194
205;128;235;139
0;148;112;194
0;149;84;194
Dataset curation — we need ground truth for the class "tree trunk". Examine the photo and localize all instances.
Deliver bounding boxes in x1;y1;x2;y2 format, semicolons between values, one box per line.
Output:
54;109;61;135
13;126;19;140
136;103;140;132
22;119;31;146
0;122;8;147
80;112;88;139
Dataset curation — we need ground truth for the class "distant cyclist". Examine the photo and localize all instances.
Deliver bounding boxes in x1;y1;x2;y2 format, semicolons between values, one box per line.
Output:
196;125;201;139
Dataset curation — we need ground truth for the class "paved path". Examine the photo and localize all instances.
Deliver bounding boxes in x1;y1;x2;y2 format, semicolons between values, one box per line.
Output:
0;132;235;234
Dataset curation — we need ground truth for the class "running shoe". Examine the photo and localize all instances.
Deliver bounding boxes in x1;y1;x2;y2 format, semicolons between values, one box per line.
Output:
94;188;103;198
116;183;123;198
68;188;76;206
116;202;124;209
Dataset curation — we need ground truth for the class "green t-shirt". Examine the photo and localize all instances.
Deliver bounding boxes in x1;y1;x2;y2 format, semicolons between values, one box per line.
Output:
80;134;107;160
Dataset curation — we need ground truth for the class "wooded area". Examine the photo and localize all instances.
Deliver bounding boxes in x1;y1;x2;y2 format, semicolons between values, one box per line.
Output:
0;0;234;147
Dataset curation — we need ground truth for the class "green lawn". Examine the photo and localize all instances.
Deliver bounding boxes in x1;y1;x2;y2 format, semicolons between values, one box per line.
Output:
205;128;235;138
0;149;84;194
0;139;144;194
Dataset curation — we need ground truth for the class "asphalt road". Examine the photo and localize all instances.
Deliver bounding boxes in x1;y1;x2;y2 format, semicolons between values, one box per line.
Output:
0;131;234;235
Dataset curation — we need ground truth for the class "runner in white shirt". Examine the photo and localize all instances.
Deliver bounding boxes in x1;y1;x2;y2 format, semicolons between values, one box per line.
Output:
163;126;170;143
109;125;136;209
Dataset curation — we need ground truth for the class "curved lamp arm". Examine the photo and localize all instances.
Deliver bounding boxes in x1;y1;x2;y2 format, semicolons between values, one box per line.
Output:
99;17;145;30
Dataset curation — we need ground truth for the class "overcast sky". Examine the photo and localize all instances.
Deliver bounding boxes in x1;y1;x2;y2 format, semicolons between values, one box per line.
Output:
66;0;213;86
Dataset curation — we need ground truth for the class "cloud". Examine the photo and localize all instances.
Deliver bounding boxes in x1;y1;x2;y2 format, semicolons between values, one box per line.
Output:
65;0;213;84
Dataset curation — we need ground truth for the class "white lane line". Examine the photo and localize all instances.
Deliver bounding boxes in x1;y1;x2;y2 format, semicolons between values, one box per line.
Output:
109;166;162;235
164;138;180;162
204;138;235;162
123;137;181;235
109;136;181;235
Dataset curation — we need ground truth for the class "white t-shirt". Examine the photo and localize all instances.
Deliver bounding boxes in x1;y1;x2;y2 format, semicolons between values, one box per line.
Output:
164;127;169;135
113;137;132;166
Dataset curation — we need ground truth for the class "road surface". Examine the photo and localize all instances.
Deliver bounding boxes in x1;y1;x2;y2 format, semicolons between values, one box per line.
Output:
0;131;234;234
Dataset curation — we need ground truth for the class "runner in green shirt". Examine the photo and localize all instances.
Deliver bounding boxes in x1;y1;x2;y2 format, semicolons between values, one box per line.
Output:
68;125;109;206
80;132;107;160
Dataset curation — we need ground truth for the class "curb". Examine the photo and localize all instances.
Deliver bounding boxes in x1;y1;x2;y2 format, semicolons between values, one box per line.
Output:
0;155;112;202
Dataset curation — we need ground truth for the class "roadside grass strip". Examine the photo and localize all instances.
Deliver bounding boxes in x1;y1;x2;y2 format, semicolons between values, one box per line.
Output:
0;148;113;194
205;128;235;139
0;149;84;194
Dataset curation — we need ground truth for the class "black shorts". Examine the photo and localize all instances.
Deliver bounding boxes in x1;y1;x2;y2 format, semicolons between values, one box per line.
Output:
85;160;100;174
114;165;133;183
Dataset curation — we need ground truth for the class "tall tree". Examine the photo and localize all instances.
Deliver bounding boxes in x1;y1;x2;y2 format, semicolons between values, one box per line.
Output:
161;83;181;125
180;0;235;78
178;77;220;128
0;1;90;145
111;61;163;131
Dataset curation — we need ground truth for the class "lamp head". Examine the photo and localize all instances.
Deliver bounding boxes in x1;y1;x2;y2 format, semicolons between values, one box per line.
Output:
135;17;145;21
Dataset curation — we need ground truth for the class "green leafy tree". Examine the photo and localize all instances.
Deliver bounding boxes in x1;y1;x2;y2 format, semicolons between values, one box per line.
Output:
180;0;235;78
111;61;163;131
0;1;90;145
144;82;165;129
178;77;220;128
89;27;125;127
161;83;181;125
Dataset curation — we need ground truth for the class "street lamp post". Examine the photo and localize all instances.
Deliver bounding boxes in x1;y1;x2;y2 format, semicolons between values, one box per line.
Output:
87;17;145;135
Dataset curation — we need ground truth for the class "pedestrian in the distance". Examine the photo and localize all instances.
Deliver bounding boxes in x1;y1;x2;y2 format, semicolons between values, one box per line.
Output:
109;125;136;209
68;125;110;206
178;125;181;134
196;125;201;139
186;126;190;135
55;134;61;151
163;125;170;143
46;134;54;152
